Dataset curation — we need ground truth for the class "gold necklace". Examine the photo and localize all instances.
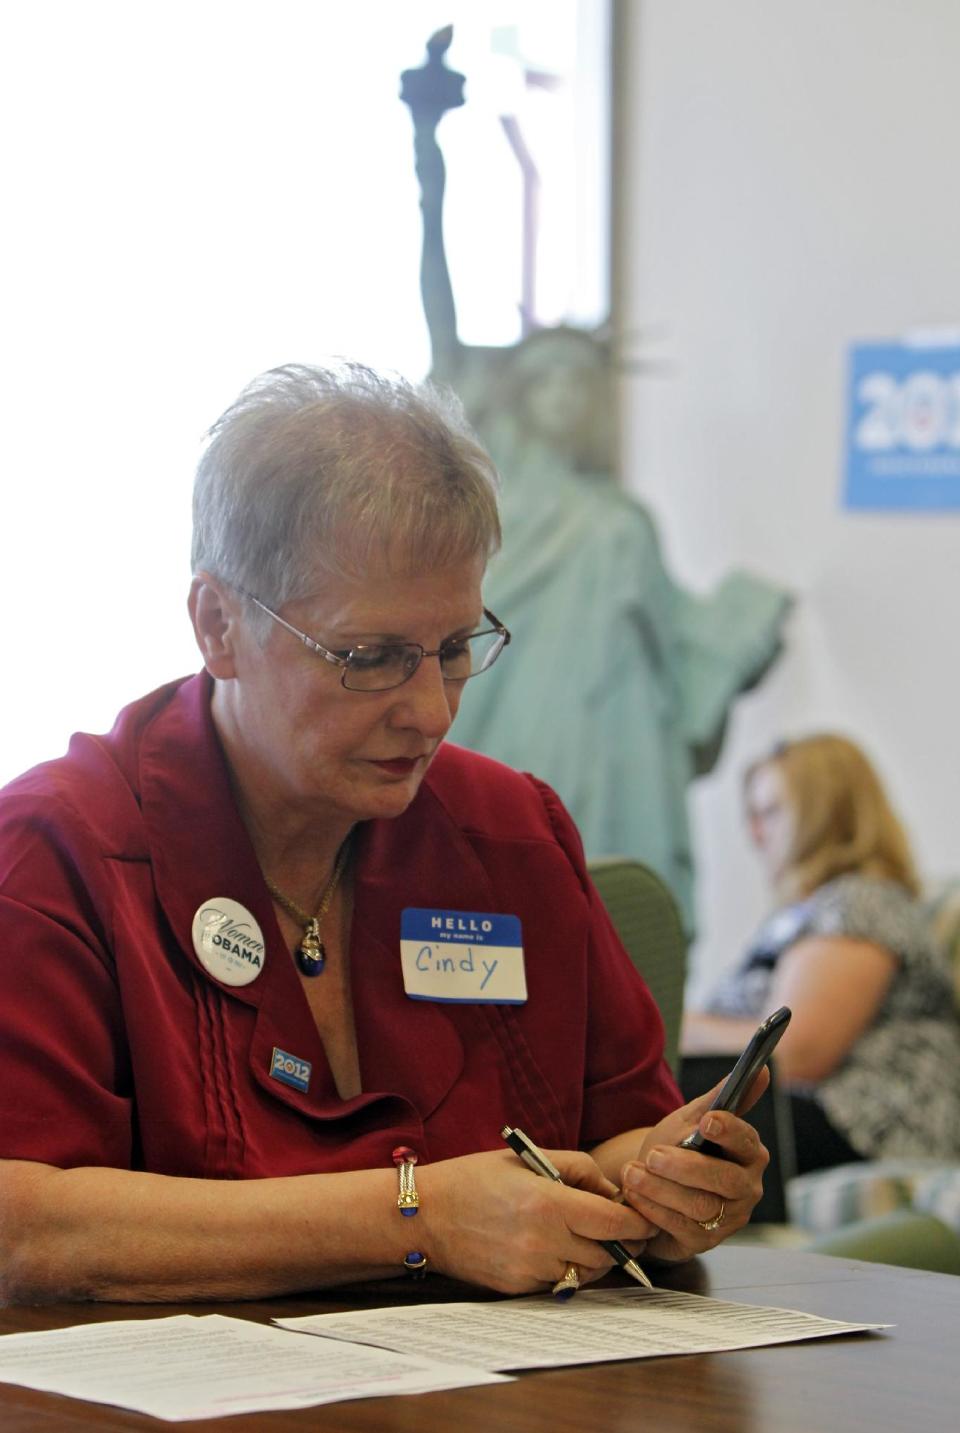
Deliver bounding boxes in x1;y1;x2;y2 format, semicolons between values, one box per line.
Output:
265;835;352;978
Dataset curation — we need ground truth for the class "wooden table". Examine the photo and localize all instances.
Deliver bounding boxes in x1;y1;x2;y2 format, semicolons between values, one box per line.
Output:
0;1246;954;1432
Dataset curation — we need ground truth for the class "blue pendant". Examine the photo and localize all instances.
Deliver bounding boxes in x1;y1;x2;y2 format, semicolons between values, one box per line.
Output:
296;948;326;977
296;922;326;977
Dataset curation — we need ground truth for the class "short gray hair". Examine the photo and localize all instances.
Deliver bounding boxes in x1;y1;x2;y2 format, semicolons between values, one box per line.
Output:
191;363;501;627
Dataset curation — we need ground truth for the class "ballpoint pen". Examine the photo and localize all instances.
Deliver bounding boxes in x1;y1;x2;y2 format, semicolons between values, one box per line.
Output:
501;1125;654;1290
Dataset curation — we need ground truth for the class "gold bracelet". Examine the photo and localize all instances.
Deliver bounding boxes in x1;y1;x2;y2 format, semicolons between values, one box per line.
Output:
393;1145;427;1274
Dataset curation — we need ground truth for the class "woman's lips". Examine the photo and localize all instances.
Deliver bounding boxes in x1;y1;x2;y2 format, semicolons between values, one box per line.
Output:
371;757;420;775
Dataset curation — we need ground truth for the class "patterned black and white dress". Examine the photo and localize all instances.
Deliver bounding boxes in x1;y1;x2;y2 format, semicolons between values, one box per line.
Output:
706;874;960;1160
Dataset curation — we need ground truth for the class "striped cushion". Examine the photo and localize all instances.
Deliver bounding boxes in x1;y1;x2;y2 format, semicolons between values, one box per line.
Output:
787;1160;959;1234
913;1169;960;1237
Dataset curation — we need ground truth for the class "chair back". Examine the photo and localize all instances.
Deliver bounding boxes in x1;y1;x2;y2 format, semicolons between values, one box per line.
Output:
804;1208;960;1274
587;857;687;1074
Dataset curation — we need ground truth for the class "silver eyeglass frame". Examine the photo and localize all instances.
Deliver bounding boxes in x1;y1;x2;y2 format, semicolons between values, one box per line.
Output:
240;590;511;693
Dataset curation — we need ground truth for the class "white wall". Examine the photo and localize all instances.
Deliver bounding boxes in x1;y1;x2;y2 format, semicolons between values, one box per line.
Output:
618;0;960;997
0;1;603;789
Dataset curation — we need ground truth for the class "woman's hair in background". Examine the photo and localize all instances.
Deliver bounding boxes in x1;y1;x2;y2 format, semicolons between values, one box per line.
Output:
192;362;501;638
746;733;920;901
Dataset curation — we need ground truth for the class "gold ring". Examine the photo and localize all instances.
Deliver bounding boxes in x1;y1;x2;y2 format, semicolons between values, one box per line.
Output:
697;1199;725;1232
552;1262;581;1298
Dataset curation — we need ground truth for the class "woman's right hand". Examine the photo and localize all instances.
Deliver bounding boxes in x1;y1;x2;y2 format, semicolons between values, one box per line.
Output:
417;1148;657;1294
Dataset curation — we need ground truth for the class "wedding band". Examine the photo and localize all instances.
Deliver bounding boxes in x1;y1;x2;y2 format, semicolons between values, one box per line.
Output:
552;1262;581;1299
697;1199;725;1232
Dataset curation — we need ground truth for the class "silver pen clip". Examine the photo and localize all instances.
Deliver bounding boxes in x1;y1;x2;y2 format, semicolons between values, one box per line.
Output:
501;1125;563;1181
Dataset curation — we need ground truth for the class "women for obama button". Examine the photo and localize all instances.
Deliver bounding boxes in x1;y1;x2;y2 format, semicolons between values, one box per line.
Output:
192;897;266;986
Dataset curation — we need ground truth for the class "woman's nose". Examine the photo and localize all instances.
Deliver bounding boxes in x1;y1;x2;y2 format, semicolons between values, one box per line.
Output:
390;654;456;737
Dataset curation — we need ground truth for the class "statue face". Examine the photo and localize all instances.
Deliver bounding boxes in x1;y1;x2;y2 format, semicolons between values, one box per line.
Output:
518;341;605;448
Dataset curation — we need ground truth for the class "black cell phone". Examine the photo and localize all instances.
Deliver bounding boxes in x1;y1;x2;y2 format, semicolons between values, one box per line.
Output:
679;1005;792;1158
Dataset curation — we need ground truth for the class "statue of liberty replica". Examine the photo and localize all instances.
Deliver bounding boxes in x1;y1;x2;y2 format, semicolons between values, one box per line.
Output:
401;29;790;932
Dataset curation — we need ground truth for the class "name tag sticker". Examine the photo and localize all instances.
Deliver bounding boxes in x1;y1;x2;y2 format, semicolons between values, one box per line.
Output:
269;1046;312;1094
400;908;527;1004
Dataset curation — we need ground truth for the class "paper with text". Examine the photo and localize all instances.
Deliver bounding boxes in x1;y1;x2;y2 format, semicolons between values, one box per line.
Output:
276;1287;891;1371
0;1313;508;1421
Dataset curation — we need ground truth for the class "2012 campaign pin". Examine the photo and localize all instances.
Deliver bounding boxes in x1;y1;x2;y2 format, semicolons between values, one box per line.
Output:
191;897;266;987
269;1046;312;1093
400;907;527;1004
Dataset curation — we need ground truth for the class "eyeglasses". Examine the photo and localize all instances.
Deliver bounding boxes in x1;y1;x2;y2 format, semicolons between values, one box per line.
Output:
241;592;511;693
745;801;785;826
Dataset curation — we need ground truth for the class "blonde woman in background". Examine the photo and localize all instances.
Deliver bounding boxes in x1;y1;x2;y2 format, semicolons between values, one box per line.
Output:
683;735;960;1173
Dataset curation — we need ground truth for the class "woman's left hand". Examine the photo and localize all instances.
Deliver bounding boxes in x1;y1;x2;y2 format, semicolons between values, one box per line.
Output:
618;1079;770;1263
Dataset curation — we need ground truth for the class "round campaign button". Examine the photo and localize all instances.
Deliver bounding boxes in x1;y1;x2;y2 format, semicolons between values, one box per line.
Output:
191;897;266;987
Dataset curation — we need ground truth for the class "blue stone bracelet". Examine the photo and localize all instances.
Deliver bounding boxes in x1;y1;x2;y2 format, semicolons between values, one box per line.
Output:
393;1145;427;1275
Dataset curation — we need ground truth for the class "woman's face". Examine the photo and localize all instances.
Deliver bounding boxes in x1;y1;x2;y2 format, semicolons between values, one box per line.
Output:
744;763;795;884
218;554;486;834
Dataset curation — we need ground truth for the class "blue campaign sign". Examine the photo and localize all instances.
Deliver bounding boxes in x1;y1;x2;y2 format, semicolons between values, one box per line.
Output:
844;341;960;510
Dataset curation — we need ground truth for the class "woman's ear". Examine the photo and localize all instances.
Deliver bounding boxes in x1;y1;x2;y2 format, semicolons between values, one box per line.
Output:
188;573;239;678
